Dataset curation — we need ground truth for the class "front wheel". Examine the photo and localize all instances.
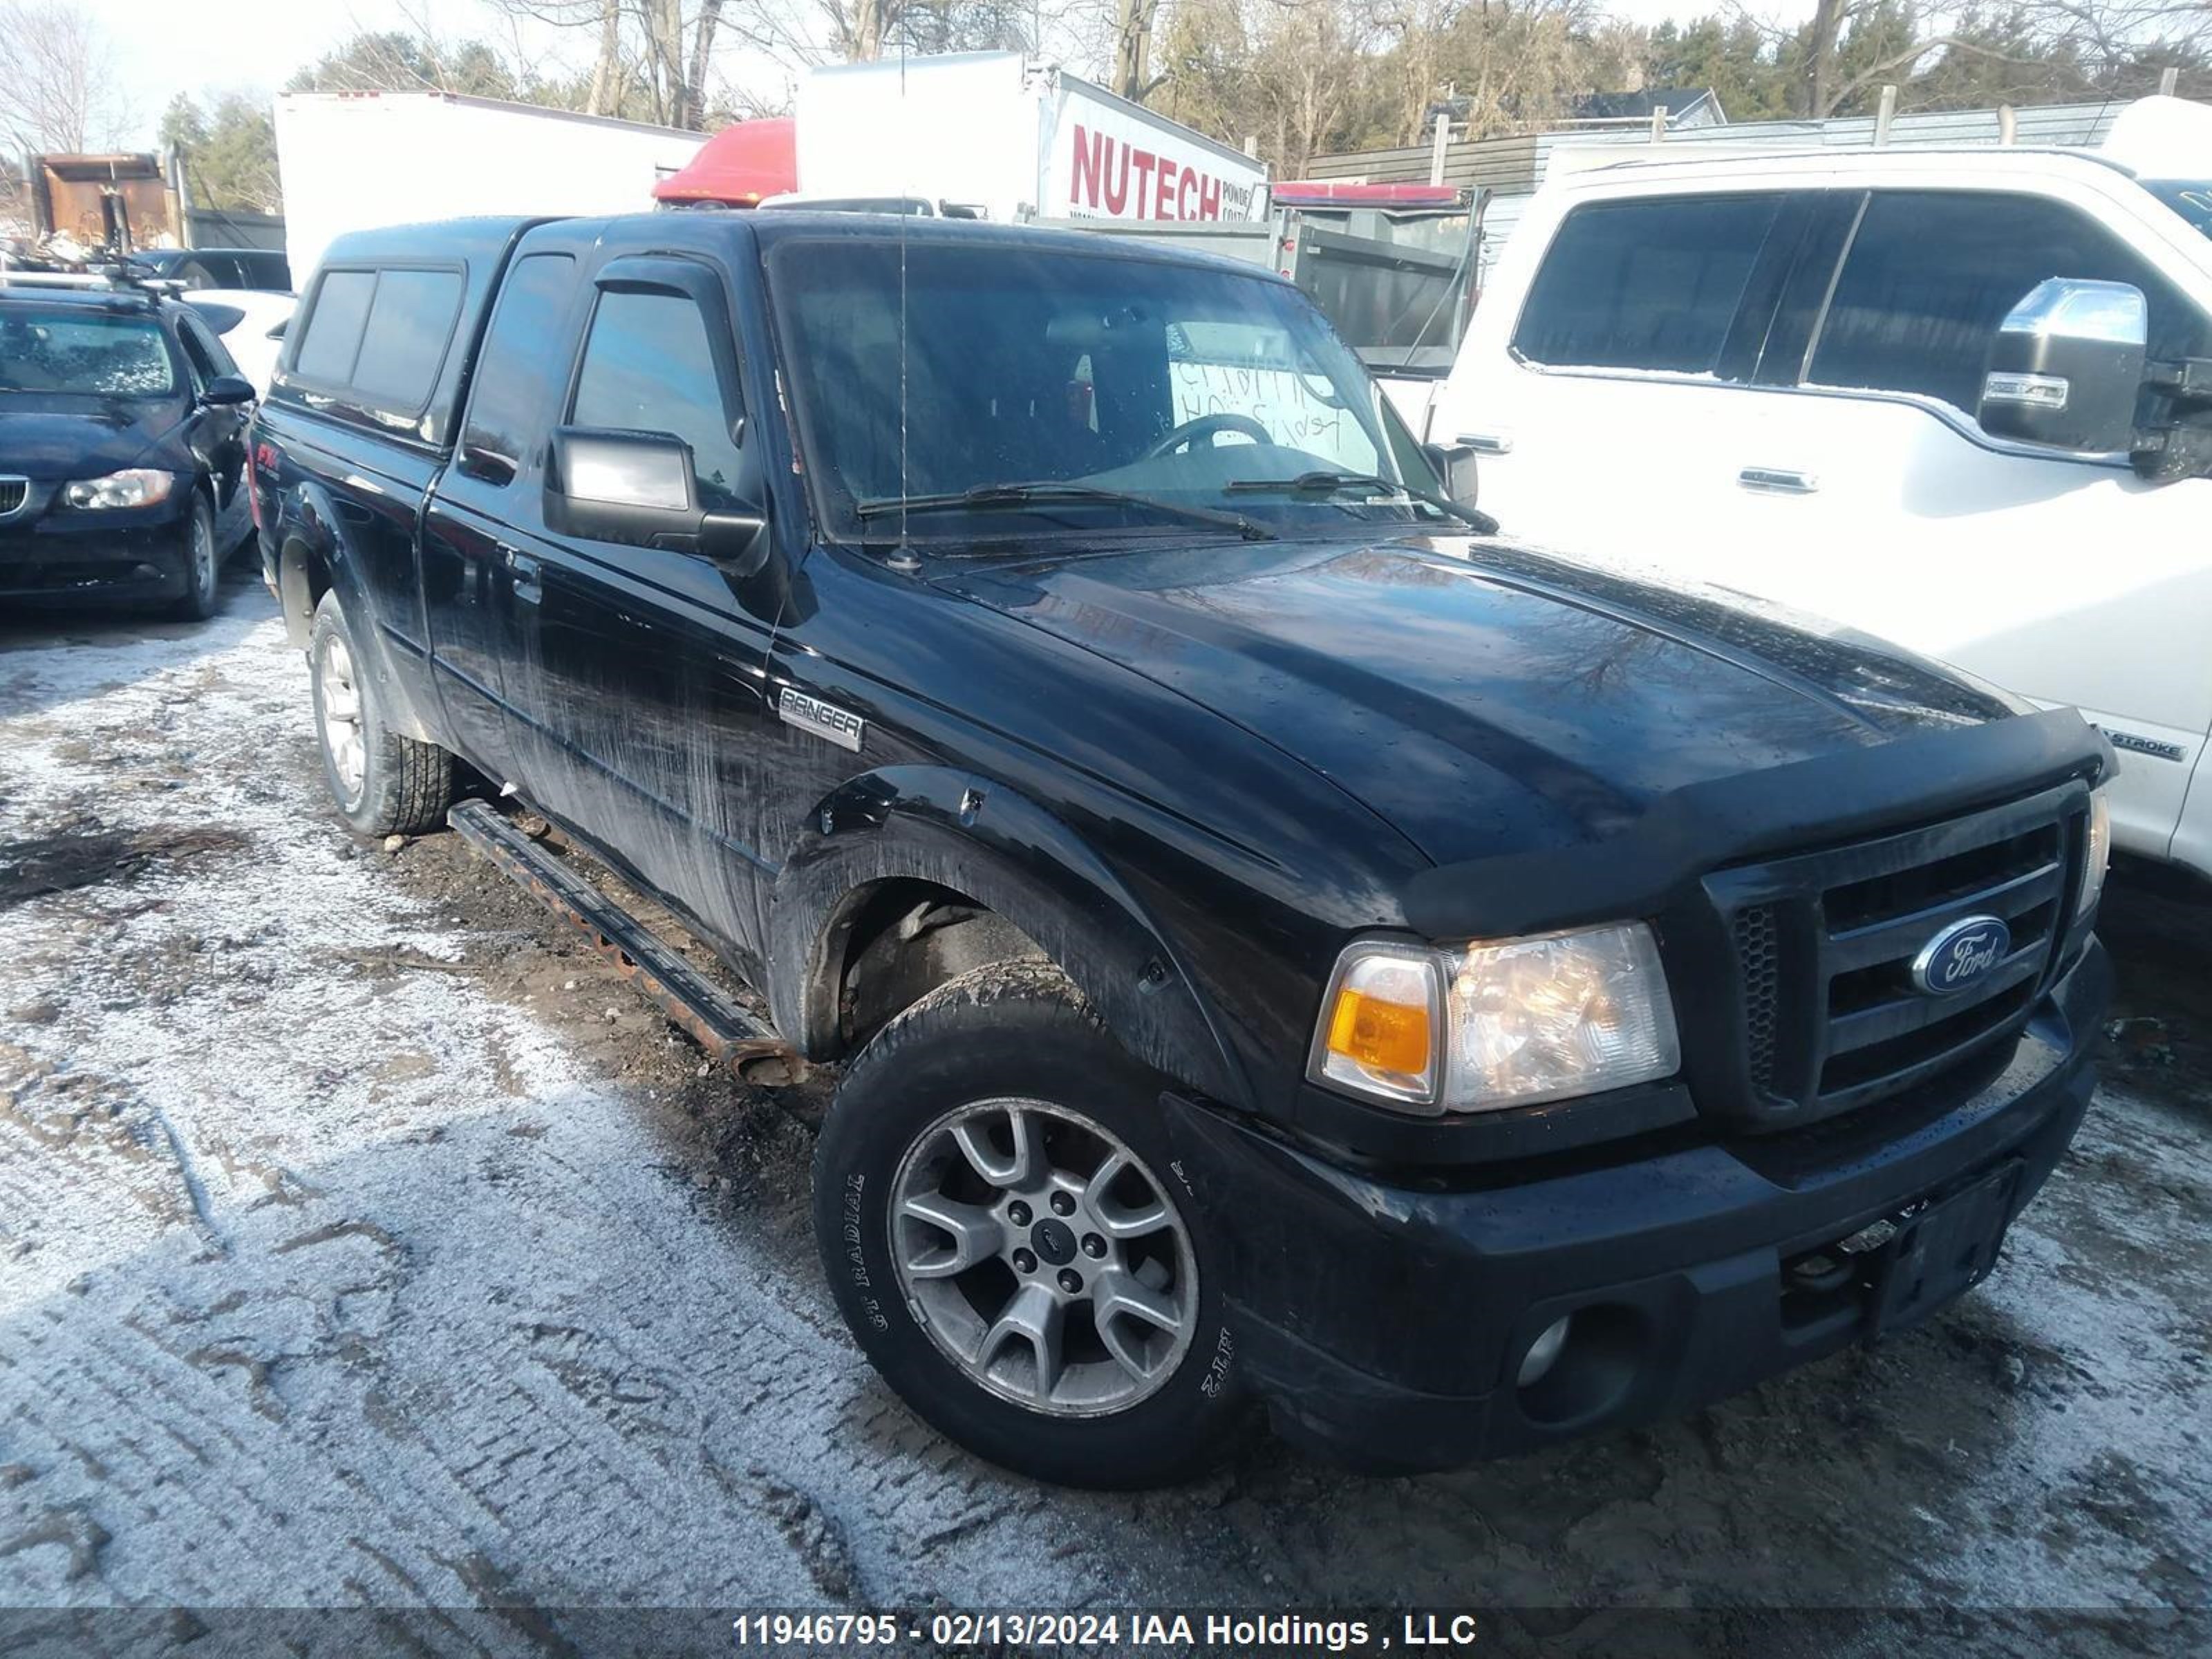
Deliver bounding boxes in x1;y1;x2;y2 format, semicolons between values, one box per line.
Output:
167;493;219;621
812;959;1248;1488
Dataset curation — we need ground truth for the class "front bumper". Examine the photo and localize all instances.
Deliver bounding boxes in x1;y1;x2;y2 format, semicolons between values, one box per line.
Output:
1165;940;2110;1473
0;483;191;602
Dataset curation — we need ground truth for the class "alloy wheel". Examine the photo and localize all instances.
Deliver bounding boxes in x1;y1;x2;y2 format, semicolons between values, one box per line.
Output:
188;509;216;605
316;632;367;807
889;1098;1199;1417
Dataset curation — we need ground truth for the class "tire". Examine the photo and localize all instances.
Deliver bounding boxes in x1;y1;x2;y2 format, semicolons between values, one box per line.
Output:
813;958;1248;1488
308;590;452;837
168;492;220;621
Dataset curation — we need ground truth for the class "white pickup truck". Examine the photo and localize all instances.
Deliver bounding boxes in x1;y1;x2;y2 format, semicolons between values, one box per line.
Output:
1433;96;2212;881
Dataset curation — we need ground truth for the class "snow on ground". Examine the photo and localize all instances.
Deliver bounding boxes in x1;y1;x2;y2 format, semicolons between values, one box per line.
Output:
1;581;2205;1658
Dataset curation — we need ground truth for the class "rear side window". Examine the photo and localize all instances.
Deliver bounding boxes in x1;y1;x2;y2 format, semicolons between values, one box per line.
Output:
286;266;461;414
351;270;464;411
1807;190;2212;415
570;289;744;509
290;269;375;383
1512;194;1784;375
458;253;580;484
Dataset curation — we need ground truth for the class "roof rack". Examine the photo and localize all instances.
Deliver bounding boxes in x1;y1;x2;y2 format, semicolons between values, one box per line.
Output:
0;261;186;298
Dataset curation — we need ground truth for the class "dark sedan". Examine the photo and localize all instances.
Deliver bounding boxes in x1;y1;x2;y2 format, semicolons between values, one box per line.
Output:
1;281;256;618
128;246;294;294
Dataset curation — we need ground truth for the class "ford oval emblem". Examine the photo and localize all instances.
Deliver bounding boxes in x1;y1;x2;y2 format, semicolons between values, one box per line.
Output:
1910;915;2012;996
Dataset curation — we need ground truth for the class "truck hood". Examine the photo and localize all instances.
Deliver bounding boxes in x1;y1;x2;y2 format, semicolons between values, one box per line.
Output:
0;398;186;482
942;533;2017;868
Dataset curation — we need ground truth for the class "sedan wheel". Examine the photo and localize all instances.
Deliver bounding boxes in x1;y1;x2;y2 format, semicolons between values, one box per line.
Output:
170;496;219;620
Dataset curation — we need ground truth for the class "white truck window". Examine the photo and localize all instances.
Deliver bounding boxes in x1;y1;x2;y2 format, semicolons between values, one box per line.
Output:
2146;180;2212;243
1511;194;1784;375
1808;190;2212;418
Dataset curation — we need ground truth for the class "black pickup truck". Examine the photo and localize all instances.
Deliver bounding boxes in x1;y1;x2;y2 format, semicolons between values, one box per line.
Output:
252;212;2115;1489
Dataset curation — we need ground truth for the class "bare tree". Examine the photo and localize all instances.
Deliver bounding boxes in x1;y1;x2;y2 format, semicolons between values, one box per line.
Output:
486;0;734;126
1110;0;1165;98
815;0;905;59
586;0;625;113
0;0;122;156
1732;0;2212;119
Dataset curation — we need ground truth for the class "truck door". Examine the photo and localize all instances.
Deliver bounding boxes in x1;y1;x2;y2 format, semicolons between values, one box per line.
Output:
1690;186;2212;873
1436;188;1815;557
422;245;589;787
500;253;783;966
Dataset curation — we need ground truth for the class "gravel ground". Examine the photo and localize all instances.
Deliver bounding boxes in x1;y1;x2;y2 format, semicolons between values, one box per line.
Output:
1;577;2206;1658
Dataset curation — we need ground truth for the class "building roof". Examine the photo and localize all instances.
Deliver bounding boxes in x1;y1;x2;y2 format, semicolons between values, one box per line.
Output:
1572;87;1721;123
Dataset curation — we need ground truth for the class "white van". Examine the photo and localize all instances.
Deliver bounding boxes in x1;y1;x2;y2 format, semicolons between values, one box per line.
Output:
1434;98;2212;879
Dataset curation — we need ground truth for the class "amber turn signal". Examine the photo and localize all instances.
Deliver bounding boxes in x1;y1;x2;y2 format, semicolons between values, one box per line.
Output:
1309;944;1443;1110
1327;986;1433;1077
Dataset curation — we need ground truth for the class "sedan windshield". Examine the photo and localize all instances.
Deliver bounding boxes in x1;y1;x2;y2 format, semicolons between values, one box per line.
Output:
0;308;178;397
769;236;1442;542
2146;180;2212;243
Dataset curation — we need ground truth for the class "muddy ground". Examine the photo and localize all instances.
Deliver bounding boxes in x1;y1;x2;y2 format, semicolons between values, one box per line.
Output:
1;577;2206;1658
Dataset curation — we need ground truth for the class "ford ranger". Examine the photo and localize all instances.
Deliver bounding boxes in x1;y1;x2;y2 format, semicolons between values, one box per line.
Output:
252;212;2114;1488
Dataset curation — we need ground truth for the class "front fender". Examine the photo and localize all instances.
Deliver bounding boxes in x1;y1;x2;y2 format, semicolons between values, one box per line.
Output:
275;478;438;744
767;765;1250;1110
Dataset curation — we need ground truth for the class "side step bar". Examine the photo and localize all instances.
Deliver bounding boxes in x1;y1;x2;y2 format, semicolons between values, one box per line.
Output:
449;800;804;1085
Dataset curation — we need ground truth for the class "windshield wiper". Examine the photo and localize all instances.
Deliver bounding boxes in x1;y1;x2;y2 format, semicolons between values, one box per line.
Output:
1224;470;1498;534
855;480;1275;541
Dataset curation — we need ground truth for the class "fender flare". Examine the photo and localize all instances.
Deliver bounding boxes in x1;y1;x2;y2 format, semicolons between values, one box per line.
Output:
766;765;1250;1111
274;478;438;744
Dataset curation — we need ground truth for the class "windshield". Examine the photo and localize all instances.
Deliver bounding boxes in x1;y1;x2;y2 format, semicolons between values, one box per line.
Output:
768;237;1440;542
0;308;178;397
2146;180;2212;243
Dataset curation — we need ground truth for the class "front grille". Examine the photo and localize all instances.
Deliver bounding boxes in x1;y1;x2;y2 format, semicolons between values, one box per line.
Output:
0;477;28;518
1734;904;1781;1095
1708;782;2086;1124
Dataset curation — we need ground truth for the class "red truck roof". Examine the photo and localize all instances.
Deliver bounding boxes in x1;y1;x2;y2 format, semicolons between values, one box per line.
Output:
1270;181;1466;209
653;118;798;207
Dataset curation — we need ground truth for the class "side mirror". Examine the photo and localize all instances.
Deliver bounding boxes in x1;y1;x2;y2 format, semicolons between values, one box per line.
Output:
1978;279;2147;454
1423;440;1481;508
545;427;770;575
202;374;256;406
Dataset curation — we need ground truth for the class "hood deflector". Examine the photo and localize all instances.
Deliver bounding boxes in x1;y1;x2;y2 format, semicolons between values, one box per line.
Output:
1403;707;2112;940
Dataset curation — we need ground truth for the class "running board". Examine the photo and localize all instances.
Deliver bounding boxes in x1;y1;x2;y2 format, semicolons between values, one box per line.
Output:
448;799;804;1084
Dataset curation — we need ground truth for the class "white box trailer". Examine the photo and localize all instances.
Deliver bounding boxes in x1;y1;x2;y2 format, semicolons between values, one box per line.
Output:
274;92;706;281
796;52;1268;225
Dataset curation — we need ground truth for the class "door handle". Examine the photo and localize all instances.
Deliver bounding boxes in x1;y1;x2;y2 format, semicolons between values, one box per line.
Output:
502;545;543;604
1455;432;1513;456
1738;467;1819;495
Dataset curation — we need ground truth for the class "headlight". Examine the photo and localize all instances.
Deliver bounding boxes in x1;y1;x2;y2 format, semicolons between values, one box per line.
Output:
1309;923;1680;1116
2078;789;2111;919
62;469;175;509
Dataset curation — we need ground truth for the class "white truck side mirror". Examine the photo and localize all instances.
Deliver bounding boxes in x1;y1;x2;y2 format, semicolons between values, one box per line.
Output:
1979;278;2148;454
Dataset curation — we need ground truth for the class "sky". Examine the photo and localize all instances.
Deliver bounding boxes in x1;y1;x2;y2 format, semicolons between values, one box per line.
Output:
96;0;1780;148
